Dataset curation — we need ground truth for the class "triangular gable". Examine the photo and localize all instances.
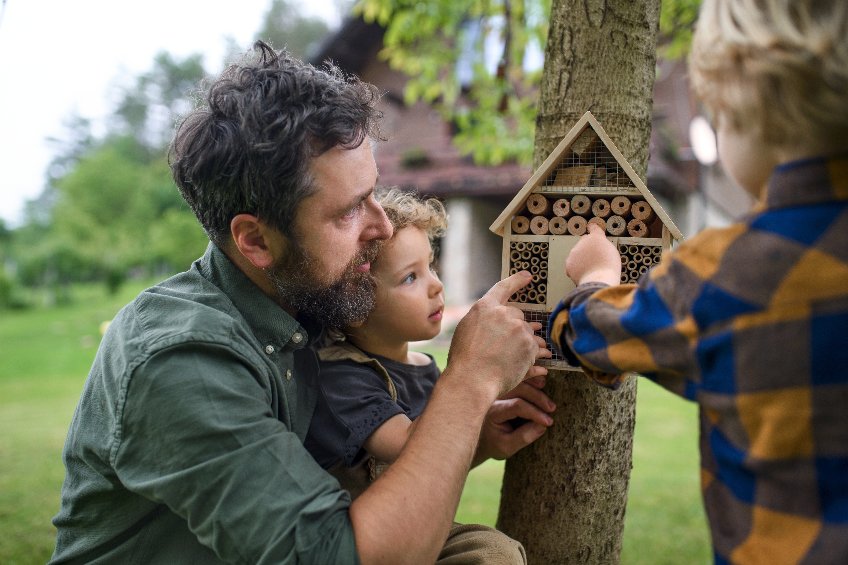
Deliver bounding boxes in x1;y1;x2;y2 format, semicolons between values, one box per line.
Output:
490;111;683;241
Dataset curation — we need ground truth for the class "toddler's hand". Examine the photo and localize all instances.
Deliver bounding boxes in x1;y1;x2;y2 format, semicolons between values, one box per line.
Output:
565;223;622;286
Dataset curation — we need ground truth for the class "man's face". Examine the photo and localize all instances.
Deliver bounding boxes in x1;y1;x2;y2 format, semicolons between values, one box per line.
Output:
266;142;393;327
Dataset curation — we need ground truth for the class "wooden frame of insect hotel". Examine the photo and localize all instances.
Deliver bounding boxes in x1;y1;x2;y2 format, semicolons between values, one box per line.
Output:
489;111;684;371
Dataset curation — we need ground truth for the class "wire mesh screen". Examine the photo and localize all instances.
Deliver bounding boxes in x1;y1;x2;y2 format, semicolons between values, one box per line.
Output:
522;308;566;364
542;128;636;194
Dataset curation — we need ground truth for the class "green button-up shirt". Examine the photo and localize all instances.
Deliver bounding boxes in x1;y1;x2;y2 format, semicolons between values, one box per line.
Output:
50;244;358;564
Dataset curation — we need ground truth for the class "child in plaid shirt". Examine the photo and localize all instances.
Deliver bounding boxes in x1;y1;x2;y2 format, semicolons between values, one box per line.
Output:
549;1;848;563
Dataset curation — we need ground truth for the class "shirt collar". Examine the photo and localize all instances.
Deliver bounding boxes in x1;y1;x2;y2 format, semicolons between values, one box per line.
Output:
764;154;848;210
195;243;315;351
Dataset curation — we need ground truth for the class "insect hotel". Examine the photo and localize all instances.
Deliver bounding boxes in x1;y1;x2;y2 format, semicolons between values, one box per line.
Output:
489;111;683;371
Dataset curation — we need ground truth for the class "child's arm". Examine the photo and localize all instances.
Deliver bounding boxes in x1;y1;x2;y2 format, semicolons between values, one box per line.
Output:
363;415;414;463
549;226;715;397
365;377;556;465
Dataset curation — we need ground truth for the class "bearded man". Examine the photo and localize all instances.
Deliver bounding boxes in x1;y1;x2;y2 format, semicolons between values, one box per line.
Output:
49;42;554;565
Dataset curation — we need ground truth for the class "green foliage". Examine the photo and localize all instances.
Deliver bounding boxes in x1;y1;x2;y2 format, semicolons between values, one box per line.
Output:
355;0;700;166
255;0;332;58
660;0;701;59
7;53;210;296
356;0;550;166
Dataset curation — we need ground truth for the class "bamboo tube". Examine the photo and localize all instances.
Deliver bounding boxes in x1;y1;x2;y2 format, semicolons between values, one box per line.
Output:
509;266;520;275
531;272;541;283
631;200;655;221
591;198;611;218
627;218;648;238
552;198;571;217
530;256;540;266
640;254;654;266
519;261;530;270
520;250;531;261
526;194;551;216
620;254;628;265
527;289;538;302
515;241;527;252
587;216;606;232
567;215;588;236
638;265;649;275
511;216;530;234
627;260;639;272
549;216;568;235
539;260;548;271
510;250;521;262
632;252;644;264
570;194;592;216
610;196;631;217
540;248;549;260
537;283;547;294
530;264;540;275
620;273;629;283
530;216;549;235
627;245;640;255
651;247;662;256
536;293;546;305
606;215;626;236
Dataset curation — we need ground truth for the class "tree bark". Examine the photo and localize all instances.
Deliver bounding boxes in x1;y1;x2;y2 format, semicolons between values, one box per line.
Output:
496;1;660;562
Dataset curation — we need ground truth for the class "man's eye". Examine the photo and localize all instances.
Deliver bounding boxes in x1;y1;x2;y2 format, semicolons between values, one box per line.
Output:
342;201;364;219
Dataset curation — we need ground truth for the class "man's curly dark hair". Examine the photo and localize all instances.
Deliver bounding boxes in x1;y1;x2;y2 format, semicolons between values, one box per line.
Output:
169;41;382;246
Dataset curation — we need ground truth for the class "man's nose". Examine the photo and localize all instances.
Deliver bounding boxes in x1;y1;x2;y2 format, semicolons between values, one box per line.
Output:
363;197;393;241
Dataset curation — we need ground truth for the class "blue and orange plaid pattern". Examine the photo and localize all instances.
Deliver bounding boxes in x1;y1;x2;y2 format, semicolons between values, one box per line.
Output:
549;155;848;564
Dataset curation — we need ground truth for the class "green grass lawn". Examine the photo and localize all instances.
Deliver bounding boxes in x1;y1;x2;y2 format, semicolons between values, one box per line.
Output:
0;281;710;564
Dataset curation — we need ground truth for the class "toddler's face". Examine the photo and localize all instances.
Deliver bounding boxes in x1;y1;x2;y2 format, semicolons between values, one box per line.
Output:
365;226;445;344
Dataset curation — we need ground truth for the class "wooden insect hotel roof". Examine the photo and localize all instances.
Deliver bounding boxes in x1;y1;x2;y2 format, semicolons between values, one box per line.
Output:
490;111;683;241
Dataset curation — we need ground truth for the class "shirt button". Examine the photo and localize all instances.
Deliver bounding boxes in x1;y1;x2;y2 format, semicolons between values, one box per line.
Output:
265;345;275;355
285;369;292;381
291;332;304;344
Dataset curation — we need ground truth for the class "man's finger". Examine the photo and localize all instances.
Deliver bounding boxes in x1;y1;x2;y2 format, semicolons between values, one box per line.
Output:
483;271;533;304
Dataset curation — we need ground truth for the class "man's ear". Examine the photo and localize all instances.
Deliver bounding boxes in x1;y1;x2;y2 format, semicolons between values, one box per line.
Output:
230;214;279;270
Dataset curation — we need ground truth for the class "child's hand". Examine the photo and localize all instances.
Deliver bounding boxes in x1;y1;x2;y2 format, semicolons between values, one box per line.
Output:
565;223;622;286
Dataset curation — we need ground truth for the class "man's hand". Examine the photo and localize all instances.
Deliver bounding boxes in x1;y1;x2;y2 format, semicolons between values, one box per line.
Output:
474;376;556;465
565;223;622;286
447;272;551;398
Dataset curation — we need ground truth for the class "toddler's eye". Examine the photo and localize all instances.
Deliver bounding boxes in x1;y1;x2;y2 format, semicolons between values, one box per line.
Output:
402;273;416;285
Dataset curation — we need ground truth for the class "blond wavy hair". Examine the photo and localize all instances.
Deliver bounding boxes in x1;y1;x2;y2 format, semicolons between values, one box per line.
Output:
689;0;848;149
375;187;448;243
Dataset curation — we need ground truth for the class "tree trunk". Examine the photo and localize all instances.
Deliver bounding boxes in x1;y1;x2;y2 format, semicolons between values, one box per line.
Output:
496;1;660;562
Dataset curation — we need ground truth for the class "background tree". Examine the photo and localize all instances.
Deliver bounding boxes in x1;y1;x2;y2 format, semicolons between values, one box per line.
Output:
255;0;332;58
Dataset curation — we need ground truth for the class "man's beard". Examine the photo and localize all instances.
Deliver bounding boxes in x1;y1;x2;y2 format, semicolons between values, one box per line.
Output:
266;239;380;329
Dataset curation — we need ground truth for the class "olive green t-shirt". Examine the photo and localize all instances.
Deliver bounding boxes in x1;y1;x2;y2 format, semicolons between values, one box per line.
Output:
49;243;358;564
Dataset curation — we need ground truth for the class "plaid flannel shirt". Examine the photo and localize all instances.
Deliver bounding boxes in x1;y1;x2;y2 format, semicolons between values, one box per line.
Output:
549;155;848;564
